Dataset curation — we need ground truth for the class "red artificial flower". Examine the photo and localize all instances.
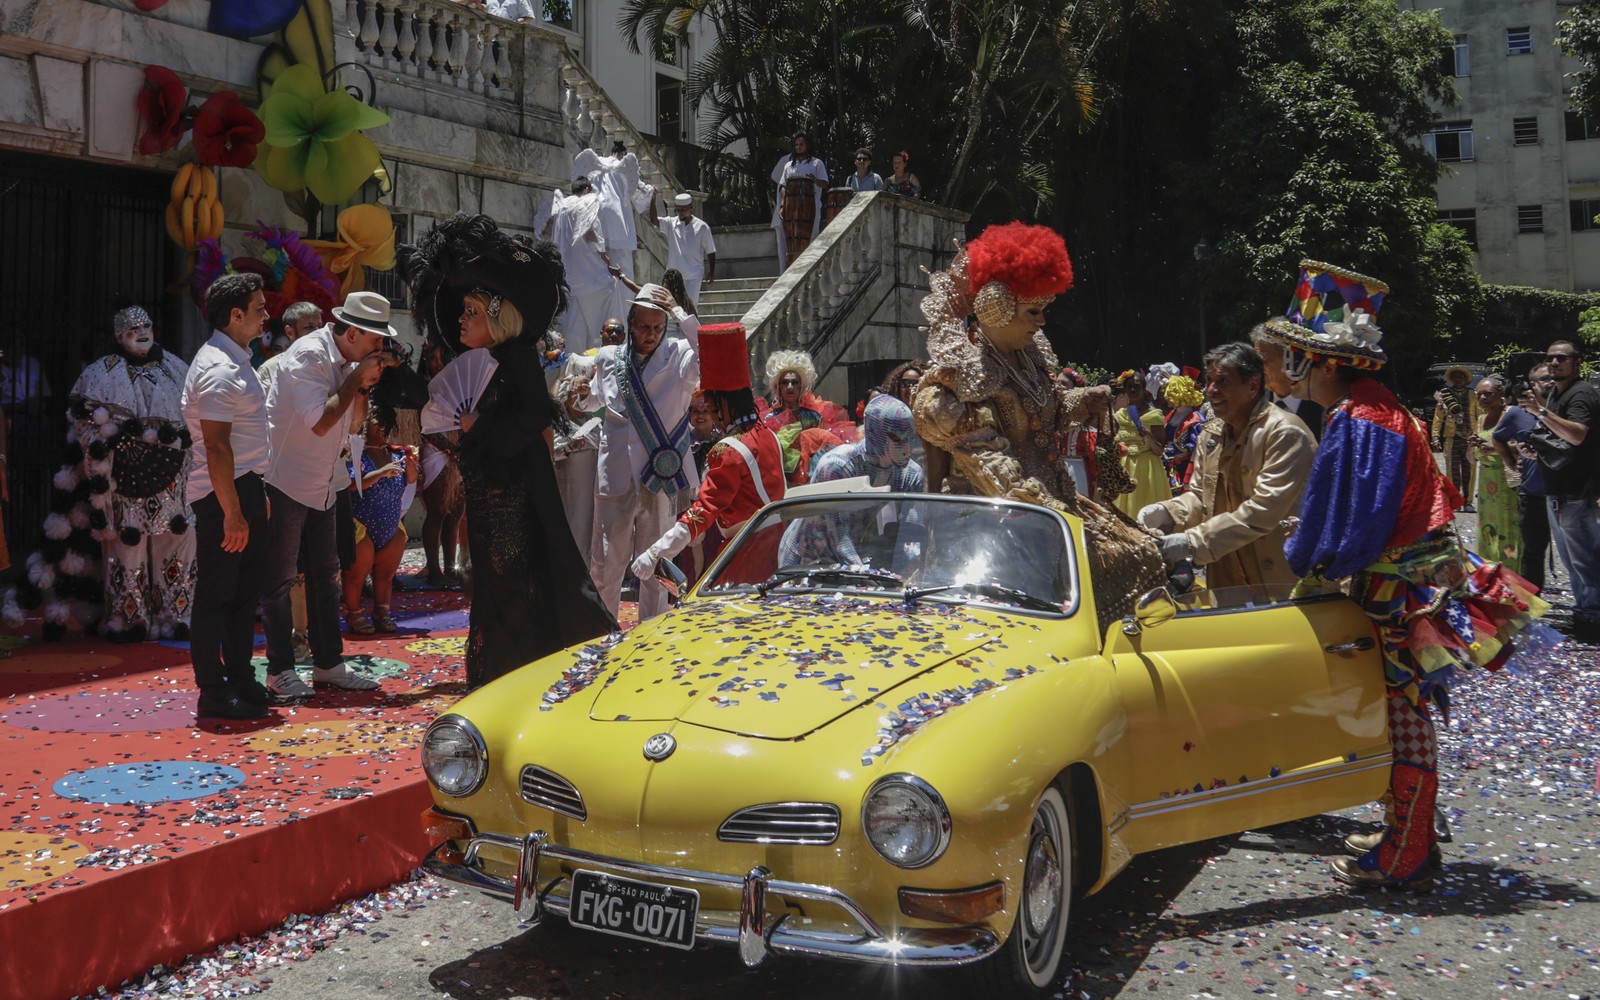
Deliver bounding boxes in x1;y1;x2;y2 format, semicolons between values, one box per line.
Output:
192;91;265;168
136;65;187;156
135;0;170;10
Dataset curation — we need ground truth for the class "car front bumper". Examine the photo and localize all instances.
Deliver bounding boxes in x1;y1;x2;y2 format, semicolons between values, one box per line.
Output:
423;830;1001;968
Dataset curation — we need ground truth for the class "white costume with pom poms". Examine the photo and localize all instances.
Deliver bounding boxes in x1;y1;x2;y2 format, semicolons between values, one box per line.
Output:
68;349;196;637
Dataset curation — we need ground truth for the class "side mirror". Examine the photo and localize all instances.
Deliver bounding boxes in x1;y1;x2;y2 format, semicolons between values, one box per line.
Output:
1122;587;1178;636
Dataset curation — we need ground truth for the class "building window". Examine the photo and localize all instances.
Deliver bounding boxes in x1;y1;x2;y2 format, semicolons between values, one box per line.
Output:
1518;205;1544;233
655;34;682;67
656;75;683;142
1566;111;1600;141
1423;121;1474;162
1507;27;1533;55
1441;34;1470;77
543;0;575;32
1438;208;1478;248
1513;116;1540;145
1571;199;1600;232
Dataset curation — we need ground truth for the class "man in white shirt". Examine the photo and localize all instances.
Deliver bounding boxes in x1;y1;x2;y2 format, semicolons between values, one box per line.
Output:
181;273;273;719
576;283;701;621
259;291;396;700
654;192;717;308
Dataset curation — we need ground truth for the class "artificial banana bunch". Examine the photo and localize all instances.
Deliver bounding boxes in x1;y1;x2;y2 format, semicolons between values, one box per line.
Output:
165;164;224;250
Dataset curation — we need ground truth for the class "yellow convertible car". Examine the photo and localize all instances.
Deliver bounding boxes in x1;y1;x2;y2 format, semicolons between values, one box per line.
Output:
421;493;1390;996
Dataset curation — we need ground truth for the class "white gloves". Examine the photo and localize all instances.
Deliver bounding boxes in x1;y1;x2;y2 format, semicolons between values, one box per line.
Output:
1158;533;1193;569
630;522;692;584
1137;503;1175;532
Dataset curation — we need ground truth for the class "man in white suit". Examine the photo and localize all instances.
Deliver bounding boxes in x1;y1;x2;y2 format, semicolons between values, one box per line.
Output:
576;283;701;621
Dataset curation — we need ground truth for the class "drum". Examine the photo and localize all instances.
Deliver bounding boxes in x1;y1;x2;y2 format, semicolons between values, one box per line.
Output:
782;176;816;260
822;188;854;228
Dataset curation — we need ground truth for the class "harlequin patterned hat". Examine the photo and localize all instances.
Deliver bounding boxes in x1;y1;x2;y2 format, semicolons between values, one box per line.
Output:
1262;259;1390;373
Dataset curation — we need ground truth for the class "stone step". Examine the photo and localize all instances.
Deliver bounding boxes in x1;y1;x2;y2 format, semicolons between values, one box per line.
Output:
701;276;773;292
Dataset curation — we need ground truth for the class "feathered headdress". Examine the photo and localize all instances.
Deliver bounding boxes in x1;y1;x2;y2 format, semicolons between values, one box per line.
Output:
399;213;568;358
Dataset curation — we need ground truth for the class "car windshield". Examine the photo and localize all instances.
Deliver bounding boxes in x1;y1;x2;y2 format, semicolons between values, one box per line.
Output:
699;495;1077;616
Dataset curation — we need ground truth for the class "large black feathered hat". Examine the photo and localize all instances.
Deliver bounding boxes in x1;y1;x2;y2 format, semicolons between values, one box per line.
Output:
398;213;568;358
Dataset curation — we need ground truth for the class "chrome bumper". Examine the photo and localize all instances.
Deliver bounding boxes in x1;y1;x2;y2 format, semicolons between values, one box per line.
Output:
423;830;1000;968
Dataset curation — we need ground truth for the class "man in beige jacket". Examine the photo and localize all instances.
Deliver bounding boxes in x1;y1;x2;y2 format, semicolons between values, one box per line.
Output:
1138;342;1315;591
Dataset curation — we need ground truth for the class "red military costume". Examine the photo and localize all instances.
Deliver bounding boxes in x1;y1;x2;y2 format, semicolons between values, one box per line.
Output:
631;324;786;581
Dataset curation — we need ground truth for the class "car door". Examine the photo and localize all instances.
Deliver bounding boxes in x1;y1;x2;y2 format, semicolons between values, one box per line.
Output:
1103;589;1390;854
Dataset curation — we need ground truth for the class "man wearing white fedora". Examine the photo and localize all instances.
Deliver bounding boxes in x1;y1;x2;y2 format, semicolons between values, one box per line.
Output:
260;290;398;700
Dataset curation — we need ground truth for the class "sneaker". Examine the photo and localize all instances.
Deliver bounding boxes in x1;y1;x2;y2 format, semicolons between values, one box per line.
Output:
312;662;381;691
266;670;315;701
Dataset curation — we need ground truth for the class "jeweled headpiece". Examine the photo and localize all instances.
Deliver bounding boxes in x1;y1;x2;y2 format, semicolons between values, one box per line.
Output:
113;306;152;335
468;287;503;319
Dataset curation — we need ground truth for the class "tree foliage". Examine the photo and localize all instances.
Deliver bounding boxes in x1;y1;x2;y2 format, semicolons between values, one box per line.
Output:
1561;4;1600;120
622;0;1484;376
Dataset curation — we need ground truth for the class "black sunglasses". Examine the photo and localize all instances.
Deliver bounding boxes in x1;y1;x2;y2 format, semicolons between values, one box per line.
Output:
1546;353;1577;362
855;156;869;161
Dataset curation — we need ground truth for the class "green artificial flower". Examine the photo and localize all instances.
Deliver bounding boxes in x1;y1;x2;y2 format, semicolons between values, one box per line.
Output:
256;64;389;205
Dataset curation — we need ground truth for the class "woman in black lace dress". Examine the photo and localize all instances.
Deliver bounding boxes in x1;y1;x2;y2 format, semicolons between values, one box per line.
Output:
403;214;615;688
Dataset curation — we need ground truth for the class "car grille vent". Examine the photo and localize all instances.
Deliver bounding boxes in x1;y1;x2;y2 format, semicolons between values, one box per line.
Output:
718;802;841;845
519;765;586;820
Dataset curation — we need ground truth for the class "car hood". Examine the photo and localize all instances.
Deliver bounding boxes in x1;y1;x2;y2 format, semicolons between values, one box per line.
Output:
584;594;996;739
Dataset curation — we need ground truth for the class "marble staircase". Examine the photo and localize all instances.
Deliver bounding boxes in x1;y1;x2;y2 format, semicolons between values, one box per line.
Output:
697;276;776;325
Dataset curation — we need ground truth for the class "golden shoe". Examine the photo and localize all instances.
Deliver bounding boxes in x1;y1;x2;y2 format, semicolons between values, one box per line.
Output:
1330;855;1434;891
1342;830;1444;867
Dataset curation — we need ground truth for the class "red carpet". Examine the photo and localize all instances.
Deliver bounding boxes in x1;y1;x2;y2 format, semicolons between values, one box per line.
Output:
0;581;471;1000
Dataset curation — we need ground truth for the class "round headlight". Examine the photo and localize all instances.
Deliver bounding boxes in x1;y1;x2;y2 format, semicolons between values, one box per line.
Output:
861;774;951;869
422;715;488;797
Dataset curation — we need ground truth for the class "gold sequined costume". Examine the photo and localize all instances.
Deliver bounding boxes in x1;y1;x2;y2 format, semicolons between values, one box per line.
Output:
912;242;1165;632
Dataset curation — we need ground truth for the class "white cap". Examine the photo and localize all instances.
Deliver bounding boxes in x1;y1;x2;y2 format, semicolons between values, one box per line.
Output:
673;193;693;207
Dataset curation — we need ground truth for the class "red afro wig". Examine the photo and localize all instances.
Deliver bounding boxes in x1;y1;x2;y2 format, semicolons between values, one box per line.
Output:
965;222;1074;300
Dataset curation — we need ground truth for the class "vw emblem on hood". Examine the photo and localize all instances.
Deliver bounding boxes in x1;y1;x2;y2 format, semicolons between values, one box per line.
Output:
642;733;677;761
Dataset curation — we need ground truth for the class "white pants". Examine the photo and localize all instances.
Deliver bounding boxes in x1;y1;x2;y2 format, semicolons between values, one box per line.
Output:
102;527;198;635
563;282;615;355
681;273;703;312
590;480;676;621
556;445;599;561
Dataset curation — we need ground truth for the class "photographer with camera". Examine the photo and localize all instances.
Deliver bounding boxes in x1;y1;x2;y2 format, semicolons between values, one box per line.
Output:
258;291;400;700
1493;365;1554;588
1518;340;1600;641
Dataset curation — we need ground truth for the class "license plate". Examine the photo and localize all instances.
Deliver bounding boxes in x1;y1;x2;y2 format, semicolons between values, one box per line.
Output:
568;869;699;950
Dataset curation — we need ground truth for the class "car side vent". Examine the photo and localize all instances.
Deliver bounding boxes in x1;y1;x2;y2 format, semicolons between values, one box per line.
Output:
519;765;586;820
718;802;840;845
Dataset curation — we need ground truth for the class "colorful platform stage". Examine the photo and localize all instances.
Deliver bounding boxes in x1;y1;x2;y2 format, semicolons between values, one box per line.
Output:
0;583;473;1000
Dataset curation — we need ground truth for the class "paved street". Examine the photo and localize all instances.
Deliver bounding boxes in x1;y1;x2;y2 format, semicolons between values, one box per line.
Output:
104;518;1599;1000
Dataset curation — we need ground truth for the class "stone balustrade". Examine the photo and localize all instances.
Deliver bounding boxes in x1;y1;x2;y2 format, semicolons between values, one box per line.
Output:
346;0;517;100
743;192;968;397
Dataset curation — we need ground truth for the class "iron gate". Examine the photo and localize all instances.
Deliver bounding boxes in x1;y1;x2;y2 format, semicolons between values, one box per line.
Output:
0;151;183;561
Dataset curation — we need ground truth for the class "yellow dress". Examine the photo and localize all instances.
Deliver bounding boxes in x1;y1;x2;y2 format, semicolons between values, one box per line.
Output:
1113;406;1173;518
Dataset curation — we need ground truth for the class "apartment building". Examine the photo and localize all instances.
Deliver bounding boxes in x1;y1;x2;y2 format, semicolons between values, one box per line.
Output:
1407;0;1600;289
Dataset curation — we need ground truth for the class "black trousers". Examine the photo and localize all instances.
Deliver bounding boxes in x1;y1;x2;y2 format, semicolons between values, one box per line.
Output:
190;473;270;694
1518;491;1551;592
